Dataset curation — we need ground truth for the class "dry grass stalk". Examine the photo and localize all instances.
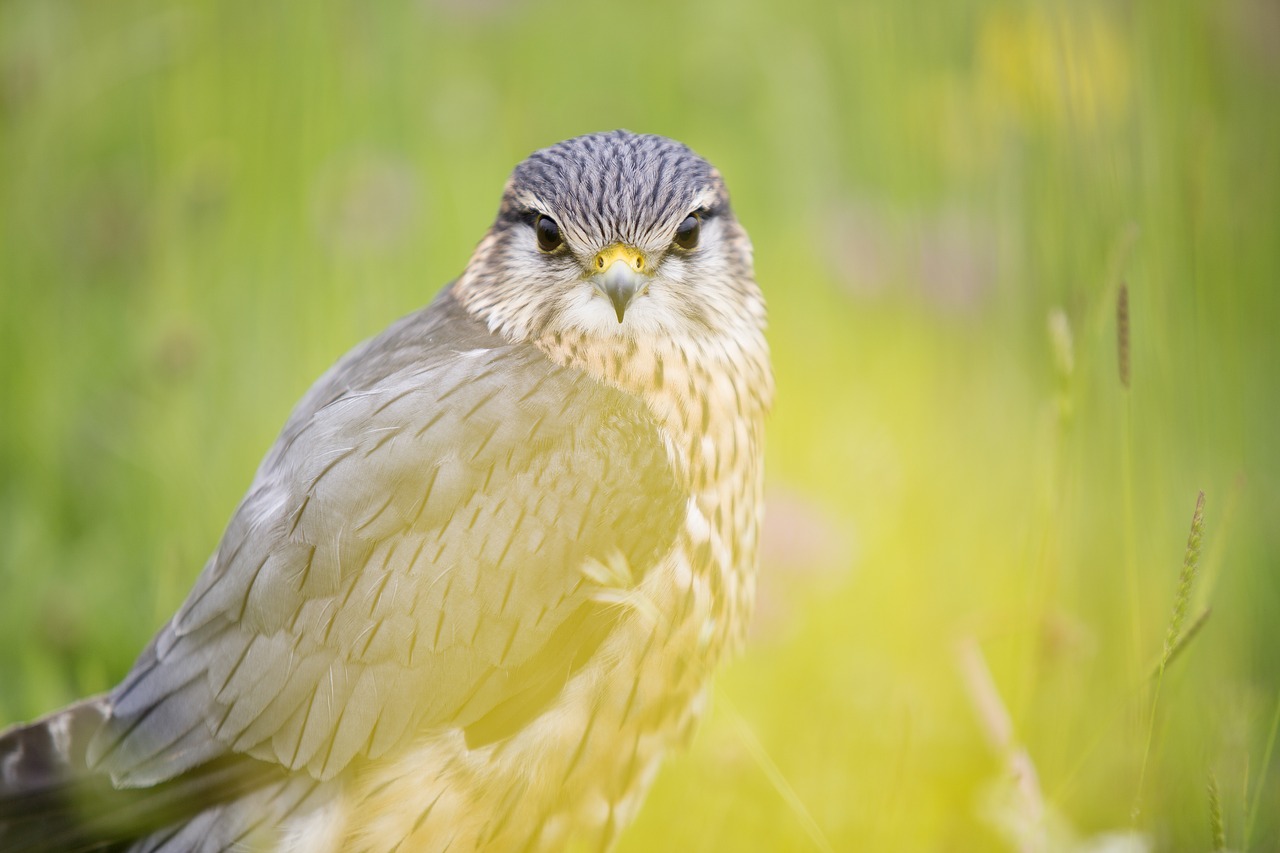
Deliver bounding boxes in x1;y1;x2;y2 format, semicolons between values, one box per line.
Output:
1138;491;1209;823
1163;491;1206;668
1207;773;1226;851
956;636;1046;852
1117;282;1131;389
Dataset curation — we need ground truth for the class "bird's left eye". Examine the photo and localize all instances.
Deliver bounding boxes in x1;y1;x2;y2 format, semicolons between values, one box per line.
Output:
535;215;563;252
673;214;700;250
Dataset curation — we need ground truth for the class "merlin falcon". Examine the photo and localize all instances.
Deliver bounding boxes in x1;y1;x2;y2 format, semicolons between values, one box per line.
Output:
0;130;773;852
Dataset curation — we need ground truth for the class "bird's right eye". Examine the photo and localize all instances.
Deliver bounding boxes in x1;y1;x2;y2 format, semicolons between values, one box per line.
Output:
535;215;563;252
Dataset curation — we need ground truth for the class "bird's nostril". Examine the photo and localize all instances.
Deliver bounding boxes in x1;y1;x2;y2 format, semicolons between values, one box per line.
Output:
596;256;605;269
634;256;644;271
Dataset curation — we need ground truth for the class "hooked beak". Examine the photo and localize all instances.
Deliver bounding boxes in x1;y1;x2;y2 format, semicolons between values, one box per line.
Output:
591;244;648;323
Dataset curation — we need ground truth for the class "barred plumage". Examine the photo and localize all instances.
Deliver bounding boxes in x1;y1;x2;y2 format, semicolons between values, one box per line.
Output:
0;130;772;852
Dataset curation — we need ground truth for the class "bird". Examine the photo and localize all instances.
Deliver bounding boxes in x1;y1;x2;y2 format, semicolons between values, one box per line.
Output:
0;130;773;852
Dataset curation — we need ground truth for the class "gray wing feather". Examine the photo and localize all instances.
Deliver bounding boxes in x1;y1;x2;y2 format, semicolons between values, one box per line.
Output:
90;288;683;786
125;773;330;853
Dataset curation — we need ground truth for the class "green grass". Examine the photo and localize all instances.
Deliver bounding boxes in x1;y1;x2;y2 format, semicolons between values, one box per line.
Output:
2;0;1277;849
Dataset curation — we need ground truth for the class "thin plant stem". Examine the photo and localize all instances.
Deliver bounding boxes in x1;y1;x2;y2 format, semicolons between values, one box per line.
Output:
1244;686;1280;851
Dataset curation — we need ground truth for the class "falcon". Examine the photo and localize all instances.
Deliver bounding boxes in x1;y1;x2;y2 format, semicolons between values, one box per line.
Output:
0;130;773;852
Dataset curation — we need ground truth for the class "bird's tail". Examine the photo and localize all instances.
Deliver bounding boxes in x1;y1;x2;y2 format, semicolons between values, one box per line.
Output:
0;697;303;853
0;695;137;851
1;696;113;795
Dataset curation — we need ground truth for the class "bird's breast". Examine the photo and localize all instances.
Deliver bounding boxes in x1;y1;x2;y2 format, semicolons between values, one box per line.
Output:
326;326;772;852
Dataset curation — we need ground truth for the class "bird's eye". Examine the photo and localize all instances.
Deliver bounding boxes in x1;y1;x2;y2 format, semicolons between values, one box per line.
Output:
535;215;563;252
674;213;700;250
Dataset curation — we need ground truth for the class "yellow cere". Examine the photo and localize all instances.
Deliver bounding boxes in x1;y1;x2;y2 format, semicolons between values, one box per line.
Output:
594;244;646;272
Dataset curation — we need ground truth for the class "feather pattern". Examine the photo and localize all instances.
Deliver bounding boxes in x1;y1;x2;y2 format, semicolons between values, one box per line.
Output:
89;289;684;788
0;131;770;852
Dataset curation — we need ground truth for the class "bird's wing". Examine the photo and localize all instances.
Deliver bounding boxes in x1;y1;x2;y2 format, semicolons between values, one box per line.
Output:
88;290;684;786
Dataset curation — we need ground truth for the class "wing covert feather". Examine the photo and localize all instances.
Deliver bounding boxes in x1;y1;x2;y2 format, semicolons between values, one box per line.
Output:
92;289;684;784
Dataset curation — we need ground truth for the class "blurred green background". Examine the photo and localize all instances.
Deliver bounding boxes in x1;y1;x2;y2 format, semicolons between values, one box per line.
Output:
2;0;1277;849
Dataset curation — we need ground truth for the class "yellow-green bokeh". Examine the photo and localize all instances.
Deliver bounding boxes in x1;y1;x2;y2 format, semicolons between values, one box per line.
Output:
1;0;1277;849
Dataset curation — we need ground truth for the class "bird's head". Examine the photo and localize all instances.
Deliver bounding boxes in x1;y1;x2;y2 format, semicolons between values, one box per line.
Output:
456;131;766;348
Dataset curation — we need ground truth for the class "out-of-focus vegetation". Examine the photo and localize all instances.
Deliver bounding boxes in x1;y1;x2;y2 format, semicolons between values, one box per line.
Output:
2;0;1277;849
